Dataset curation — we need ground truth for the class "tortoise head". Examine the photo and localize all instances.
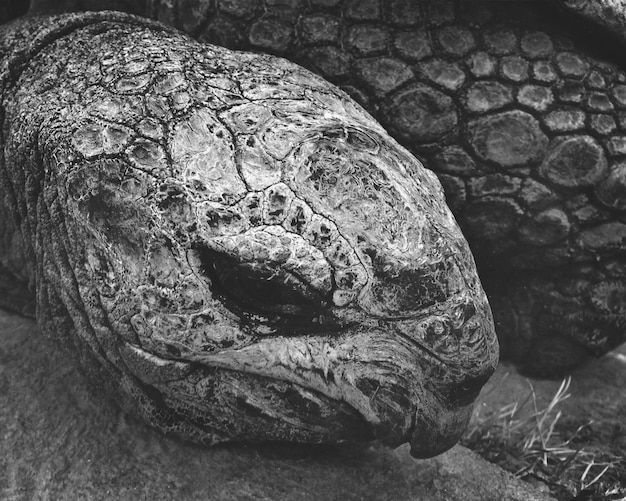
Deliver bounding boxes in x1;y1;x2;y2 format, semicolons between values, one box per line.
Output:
21;19;497;456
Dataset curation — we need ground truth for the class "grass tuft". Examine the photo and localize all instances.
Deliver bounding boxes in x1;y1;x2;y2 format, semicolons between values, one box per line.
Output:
462;374;626;501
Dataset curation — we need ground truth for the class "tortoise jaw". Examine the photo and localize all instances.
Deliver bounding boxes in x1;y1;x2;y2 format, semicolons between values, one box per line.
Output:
119;304;495;457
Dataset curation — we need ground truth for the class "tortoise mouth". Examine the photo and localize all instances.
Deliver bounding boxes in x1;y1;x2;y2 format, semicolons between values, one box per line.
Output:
120;339;478;457
119;296;496;457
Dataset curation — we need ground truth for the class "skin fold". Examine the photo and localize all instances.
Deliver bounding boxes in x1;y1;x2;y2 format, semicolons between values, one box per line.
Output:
0;11;497;457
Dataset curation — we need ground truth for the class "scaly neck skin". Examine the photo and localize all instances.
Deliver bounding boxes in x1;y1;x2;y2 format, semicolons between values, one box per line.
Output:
0;12;168;293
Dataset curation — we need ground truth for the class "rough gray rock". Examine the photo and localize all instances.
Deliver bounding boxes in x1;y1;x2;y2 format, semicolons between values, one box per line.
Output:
0;11;497;456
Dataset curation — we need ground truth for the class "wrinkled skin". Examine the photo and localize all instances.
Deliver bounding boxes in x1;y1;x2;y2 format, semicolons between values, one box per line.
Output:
0;12;497;457
82;0;626;375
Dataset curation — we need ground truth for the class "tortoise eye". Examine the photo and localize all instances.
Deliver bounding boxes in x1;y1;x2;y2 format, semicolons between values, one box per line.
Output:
197;248;325;319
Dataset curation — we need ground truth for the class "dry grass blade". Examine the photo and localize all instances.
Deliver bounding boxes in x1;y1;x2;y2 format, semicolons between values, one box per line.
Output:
462;376;625;501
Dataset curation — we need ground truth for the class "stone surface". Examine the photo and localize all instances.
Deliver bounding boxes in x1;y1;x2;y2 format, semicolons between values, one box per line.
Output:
0;309;554;501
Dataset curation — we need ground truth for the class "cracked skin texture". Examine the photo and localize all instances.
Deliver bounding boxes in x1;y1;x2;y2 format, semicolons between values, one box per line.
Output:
93;0;626;375
0;11;497;457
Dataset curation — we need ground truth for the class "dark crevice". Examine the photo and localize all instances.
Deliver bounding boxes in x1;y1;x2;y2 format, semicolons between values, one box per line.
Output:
196;246;337;332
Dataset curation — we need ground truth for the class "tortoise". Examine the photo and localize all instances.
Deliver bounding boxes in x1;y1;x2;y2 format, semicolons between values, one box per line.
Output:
98;0;626;375
12;0;626;375
0;9;497;457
